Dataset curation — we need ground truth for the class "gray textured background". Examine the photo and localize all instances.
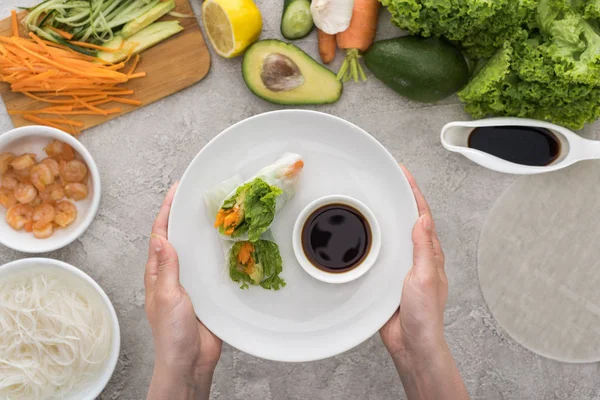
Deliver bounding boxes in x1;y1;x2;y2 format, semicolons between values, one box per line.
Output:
1;1;600;399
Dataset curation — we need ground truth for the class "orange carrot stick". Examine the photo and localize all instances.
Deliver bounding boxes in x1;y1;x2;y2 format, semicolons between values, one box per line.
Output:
127;54;140;75
42;117;84;127
317;29;336;64
22;114;63;129
48;27;74;40
11;10;19;38
335;0;380;82
106;96;142;106
67;40;124;53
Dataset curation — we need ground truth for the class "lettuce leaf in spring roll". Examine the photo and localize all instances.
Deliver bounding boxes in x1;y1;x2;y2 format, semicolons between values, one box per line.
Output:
229;239;285;290
210;153;304;242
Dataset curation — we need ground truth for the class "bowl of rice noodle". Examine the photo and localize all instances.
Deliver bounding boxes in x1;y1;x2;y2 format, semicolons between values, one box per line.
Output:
0;258;120;399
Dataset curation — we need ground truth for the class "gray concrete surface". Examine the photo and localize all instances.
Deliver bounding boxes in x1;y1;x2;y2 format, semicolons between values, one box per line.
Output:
2;1;600;399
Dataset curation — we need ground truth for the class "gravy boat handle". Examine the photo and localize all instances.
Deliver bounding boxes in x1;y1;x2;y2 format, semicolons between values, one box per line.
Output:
572;136;600;162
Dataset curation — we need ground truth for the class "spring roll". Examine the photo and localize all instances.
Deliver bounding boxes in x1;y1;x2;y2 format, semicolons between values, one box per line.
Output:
227;235;285;290
209;153;304;242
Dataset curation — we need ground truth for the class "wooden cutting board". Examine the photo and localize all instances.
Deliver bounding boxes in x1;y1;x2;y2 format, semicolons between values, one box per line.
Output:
0;0;210;132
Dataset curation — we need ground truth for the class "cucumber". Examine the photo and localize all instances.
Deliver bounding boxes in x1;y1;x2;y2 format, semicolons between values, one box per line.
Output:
120;0;175;39
364;36;470;103
97;21;183;63
280;0;313;40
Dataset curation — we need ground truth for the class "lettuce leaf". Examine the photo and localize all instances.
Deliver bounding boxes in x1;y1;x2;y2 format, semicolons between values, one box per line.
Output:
220;178;282;240
255;240;285;290
243;179;282;241
228;240;285;290
228;242;255;290
380;0;538;58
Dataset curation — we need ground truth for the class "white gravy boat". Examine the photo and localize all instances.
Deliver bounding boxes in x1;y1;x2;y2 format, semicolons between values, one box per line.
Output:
441;117;600;175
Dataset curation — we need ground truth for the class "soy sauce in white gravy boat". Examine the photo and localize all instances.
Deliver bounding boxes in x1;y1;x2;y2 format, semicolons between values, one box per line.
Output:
441;118;600;175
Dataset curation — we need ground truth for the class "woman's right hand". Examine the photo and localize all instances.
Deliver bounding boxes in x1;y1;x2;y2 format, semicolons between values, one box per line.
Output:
380;166;469;400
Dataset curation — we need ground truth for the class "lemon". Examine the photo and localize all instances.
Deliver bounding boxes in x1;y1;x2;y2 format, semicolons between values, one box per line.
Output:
202;0;263;58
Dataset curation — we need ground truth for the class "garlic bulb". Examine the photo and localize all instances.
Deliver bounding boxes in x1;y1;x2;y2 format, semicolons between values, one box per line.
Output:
310;0;355;35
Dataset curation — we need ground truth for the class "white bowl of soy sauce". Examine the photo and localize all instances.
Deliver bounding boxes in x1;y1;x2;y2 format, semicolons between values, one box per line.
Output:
292;195;381;284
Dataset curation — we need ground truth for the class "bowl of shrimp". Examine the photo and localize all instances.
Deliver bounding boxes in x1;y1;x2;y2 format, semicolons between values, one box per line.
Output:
0;125;101;253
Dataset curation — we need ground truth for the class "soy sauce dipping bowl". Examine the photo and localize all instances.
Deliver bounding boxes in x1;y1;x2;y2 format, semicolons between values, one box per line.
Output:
292;195;381;284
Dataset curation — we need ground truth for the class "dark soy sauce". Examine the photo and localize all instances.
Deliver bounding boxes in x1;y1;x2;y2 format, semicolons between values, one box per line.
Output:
302;204;371;273
468;126;561;166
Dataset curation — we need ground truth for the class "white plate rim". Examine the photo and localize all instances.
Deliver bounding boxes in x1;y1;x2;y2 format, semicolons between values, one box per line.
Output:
169;110;418;362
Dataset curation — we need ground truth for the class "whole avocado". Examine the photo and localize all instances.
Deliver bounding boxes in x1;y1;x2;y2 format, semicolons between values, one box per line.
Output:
364;36;469;103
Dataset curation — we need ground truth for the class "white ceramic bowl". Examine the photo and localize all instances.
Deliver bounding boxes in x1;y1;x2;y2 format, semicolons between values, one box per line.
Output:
292;195;382;284
0;258;120;399
0;126;101;253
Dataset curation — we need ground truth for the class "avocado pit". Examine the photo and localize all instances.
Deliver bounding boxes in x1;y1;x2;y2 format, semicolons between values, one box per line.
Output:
261;53;305;92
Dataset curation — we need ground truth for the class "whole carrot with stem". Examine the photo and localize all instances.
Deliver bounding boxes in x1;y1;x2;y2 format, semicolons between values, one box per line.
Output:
318;28;336;64
336;0;380;82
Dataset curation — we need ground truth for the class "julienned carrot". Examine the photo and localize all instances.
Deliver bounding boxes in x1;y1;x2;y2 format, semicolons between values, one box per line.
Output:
11;11;19;38
0;31;146;134
22;114;62;129
318;29;336;64
48;27;73;40
42;117;85;127
67;40;124;53
127;54;140;75
106;96;142;106
336;0;380;82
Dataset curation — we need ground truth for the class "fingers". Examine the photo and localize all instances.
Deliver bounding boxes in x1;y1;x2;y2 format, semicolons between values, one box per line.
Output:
412;213;437;272
401;165;445;268
155;236;181;291
400;165;431;217
146;182;180;301
144;234;163;300
151;182;179;239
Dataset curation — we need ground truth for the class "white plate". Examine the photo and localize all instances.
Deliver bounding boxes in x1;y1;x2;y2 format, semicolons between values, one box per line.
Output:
169;110;418;362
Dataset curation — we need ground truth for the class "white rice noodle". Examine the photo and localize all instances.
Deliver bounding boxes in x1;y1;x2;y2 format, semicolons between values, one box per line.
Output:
0;272;111;400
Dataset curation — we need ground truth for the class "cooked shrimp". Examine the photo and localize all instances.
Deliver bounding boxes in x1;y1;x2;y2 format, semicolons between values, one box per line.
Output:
60;160;88;183
30;164;55;192
14;183;37;204
13;166;32;182
33;203;56;229
39;183;65;204
5;204;33;230
41;158;60;177
0;188;17;208
33;223;54;239
54;200;77;227
65;183;88;201
10;154;36;170
0;152;15;174
29;196;42;208
1;172;18;190
44;140;74;161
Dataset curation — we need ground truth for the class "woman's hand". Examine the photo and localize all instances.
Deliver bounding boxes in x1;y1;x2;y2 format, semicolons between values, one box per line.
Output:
380;166;469;400
145;183;222;400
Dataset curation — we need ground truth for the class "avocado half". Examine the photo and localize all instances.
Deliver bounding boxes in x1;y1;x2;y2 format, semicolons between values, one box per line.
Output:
242;39;342;105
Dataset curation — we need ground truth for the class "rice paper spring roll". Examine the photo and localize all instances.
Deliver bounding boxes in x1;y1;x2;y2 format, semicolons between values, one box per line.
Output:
209;153;304;242
226;231;285;290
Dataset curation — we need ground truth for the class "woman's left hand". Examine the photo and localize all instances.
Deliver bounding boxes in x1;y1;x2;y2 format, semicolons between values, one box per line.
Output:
145;183;222;400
